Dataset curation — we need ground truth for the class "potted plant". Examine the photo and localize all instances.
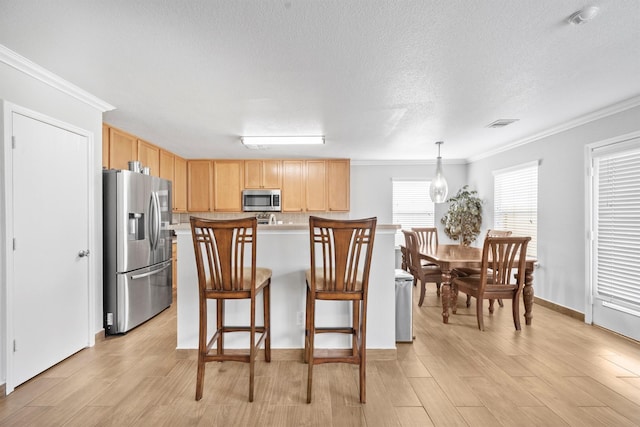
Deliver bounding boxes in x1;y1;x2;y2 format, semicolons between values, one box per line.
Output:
441;185;483;246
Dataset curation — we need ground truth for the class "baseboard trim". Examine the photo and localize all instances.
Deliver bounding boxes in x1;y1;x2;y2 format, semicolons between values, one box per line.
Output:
95;329;106;342
1;383;5;397
173;348;397;361
534;297;584;321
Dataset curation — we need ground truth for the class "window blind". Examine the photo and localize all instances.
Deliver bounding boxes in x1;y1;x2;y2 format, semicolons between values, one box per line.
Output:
493;162;538;257
594;147;640;305
392;179;434;246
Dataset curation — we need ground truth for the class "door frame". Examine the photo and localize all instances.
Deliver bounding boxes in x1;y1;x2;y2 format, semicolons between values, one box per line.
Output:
1;101;96;394
584;130;640;325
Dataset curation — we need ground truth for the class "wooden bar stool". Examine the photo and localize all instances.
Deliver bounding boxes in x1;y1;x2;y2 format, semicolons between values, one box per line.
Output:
190;216;271;402
304;216;377;403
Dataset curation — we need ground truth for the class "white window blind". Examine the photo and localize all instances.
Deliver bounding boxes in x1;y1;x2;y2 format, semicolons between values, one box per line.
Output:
493;161;538;257
594;147;640;305
392;179;434;246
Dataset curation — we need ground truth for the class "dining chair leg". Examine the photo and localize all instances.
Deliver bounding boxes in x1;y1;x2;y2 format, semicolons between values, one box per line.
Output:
489;299;496;313
217;299;224;354
359;300;366;404
264;283;271;362
466;294;472;308
418;279;427;307
476;298;485;331
306;299;315;404
498;299;504;308
304;285;311;364
512;295;522;331
352;301;359;357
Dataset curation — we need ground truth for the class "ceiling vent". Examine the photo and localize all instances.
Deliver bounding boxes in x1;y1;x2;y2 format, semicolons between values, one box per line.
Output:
486;119;519;129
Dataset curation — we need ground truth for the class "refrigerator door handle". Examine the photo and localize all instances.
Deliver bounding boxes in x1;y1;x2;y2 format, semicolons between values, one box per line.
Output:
129;260;172;280
153;191;161;250
148;191;160;250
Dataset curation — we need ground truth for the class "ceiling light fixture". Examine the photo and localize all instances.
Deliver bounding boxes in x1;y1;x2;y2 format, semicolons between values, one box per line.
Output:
240;136;325;146
429;141;448;204
567;6;600;25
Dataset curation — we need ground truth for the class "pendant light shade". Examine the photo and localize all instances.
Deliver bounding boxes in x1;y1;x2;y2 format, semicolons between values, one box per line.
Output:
429;141;448;203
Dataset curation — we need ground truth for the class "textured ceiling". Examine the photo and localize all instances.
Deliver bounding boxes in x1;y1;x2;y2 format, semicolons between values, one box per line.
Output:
0;0;639;161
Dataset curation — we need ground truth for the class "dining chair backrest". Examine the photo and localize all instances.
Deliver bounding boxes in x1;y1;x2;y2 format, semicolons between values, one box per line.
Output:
190;216;258;294
478;236;530;293
401;230;420;274
308;216;377;295
411;227;438;249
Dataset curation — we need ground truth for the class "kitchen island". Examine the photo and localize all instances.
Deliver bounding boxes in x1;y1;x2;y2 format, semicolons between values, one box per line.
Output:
174;223;399;355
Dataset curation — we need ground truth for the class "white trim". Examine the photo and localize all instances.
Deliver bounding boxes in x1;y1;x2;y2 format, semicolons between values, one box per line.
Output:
351;159;467;166
2;101;95;394
0;44;115;113
469;95;640;163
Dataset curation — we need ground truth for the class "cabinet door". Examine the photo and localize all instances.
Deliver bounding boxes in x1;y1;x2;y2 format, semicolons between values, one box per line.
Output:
282;160;305;212
188;160;213;212
214;160;244;212
244;160;282;189
262;160;282;188
159;150;174;181
306;160;327;212
328;159;350;211
108;127;137;170
244;160;263;189
173;156;187;212
102;124;110;169
137;139;160;176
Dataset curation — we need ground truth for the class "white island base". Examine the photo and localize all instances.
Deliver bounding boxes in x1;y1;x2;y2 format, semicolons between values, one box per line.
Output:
175;224;398;357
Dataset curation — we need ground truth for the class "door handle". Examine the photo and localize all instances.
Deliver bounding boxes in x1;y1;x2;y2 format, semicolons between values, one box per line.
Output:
78;250;90;257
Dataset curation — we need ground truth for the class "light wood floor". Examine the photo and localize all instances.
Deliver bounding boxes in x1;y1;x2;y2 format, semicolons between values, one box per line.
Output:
2;285;640;427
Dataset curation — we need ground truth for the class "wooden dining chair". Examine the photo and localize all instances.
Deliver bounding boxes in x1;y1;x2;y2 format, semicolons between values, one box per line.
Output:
451;236;530;331
305;216;377;403
411;227;439;248
402;230;442;305
454;229;513;309
190;216;272;402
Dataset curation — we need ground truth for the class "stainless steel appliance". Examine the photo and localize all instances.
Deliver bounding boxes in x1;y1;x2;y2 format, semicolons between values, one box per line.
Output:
103;169;173;334
242;189;281;212
256;212;277;224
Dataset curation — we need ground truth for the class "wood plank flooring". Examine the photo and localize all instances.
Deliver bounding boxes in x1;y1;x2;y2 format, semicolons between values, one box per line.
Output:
1;285;639;426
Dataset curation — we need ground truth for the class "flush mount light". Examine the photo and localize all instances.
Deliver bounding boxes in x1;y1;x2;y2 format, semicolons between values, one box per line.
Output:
240;136;325;146
567;6;600;25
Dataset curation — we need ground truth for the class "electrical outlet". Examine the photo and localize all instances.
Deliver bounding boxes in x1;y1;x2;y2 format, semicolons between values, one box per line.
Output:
296;311;304;326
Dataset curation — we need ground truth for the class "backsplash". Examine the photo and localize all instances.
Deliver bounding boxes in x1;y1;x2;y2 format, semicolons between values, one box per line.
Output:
172;211;349;225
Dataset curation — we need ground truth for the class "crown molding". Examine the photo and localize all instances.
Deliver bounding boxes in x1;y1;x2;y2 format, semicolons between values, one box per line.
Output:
0;44;115;112
351;159;468;166
468;95;640;163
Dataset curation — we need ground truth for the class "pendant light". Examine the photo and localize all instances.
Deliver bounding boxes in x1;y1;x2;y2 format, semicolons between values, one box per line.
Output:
429;141;448;203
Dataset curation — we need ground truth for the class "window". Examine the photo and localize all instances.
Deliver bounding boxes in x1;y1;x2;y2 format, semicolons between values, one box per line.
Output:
392;179;435;246
493;161;538;257
593;143;640;307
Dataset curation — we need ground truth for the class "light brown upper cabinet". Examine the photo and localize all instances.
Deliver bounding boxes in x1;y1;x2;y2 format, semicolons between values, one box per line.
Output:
159;149;184;212
305;160;327;212
102;124;110;169
188;160;213;212
213;160;244;212
173;155;187;212
108;126;137;170
327;159;350;211
282;160;305;212
138;139;160;176
244;159;282;189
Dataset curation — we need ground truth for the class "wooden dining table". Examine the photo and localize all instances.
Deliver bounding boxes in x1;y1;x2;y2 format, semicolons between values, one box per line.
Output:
418;243;537;325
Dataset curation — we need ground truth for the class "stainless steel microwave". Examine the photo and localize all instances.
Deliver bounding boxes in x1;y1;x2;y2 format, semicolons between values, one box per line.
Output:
242;189;281;212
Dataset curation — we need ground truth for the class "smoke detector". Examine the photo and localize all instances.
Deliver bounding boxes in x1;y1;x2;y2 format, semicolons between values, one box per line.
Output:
568;6;600;25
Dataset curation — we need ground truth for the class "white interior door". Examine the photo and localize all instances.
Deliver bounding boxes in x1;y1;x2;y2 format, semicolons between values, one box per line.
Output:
589;135;640;342
10;111;90;388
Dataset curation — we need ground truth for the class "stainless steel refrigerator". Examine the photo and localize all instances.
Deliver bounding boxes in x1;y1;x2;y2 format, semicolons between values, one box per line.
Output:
103;169;173;335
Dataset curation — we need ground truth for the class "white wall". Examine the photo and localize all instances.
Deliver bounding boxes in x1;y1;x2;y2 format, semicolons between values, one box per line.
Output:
350;161;468;242
0;59;106;387
467;104;640;313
